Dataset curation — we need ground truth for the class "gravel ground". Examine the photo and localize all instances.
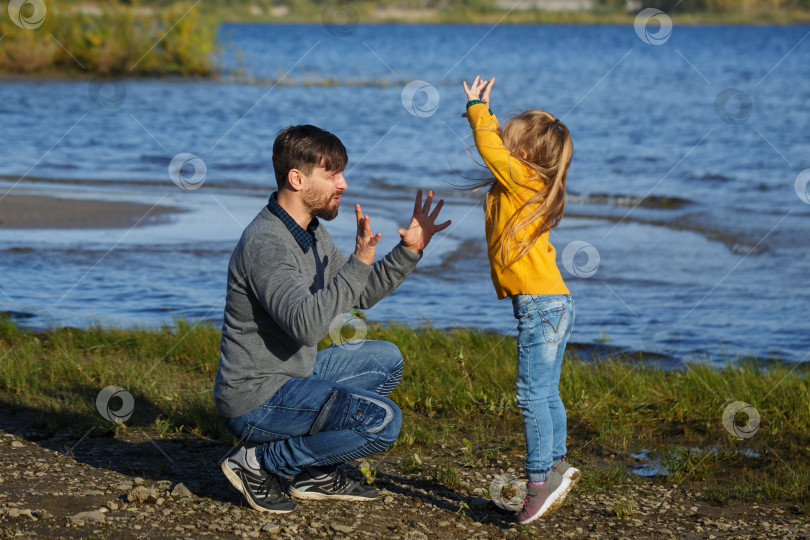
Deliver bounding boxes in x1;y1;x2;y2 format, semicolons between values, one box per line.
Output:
1;413;808;539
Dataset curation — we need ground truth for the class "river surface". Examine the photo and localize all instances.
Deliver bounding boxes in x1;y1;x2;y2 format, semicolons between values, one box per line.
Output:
1;23;809;364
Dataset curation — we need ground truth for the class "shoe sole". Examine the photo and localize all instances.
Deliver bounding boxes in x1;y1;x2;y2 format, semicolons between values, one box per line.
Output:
220;459;296;513
288;486;378;502
547;467;581;513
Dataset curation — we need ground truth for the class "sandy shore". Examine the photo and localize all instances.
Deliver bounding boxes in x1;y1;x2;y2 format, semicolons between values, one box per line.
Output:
0;194;181;229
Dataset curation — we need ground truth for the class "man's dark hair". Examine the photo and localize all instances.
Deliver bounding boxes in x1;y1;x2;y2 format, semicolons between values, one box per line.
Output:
272;125;348;188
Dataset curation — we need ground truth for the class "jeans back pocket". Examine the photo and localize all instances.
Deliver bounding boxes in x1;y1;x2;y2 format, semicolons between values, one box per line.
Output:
540;305;568;344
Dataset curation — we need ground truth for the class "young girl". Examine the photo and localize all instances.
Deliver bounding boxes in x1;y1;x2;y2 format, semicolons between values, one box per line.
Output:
462;75;580;524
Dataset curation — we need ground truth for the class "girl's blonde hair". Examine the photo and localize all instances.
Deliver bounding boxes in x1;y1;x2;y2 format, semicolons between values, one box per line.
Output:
487;109;573;269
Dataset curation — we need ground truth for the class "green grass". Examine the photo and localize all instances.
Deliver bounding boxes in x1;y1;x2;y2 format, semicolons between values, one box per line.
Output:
0;313;808;508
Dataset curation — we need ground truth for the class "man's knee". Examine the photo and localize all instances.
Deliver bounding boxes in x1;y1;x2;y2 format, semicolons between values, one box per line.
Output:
370;340;403;366
368;340;403;395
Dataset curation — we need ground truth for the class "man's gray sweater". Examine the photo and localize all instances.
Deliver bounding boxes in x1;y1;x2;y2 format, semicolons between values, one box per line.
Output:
214;205;421;418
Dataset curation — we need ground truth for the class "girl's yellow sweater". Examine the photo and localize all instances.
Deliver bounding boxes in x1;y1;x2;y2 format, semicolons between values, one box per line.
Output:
467;103;569;299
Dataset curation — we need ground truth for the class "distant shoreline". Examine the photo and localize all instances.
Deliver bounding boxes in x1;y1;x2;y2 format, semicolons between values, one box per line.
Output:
215;8;810;26
0;13;807;81
219;17;810;25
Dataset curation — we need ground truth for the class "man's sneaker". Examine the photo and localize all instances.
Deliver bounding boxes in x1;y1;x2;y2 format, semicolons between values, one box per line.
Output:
516;472;565;525
289;466;379;501
548;458;581;512
220;446;297;513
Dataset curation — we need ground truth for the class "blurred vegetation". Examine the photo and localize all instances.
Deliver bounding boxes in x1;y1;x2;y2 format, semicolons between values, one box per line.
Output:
0;313;808;508
597;0;810;11
0;1;217;76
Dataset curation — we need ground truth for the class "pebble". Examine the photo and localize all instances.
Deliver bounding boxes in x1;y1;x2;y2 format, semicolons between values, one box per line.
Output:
384;495;394;504
127;486;159;504
171;482;194;499
69;510;106;523
6;508;36;520
10;441;23;448
331;524;354;533
260;523;280;534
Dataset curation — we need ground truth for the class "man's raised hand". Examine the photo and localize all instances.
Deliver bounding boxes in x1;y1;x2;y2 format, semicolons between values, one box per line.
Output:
398;190;452;254
354;204;381;265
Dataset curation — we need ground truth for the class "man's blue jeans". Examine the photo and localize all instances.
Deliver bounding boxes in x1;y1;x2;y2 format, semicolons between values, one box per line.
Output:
220;340;403;477
512;294;575;483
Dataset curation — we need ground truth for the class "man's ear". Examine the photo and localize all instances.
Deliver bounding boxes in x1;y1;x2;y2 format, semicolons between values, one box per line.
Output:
287;168;304;191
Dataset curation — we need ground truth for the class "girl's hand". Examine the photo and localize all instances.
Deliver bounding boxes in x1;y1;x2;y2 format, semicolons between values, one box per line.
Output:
462;76;495;117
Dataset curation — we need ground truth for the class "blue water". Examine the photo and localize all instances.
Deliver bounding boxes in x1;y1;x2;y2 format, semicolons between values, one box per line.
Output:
1;24;809;364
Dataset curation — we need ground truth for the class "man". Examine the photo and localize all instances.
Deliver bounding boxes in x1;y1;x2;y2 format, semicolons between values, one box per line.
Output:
214;124;450;513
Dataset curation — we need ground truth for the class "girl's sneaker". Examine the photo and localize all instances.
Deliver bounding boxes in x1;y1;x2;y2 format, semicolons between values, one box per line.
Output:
548;459;581;512
516;473;565;525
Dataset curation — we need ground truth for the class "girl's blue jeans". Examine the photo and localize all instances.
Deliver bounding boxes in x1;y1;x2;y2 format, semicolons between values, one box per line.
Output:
511;294;575;483
220;340;403;477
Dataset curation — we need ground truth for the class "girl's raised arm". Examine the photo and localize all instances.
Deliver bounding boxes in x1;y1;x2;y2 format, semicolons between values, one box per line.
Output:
462;76;518;191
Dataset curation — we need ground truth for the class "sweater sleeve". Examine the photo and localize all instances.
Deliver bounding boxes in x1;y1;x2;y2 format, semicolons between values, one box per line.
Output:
355;242;422;309
246;238;373;347
324;234;422;311
466;102;520;191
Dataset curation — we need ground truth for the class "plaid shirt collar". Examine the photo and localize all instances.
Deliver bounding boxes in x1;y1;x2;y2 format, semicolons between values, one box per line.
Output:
266;192;319;253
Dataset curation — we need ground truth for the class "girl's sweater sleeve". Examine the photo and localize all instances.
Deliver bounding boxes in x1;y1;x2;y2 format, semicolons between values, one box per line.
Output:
466;102;520;191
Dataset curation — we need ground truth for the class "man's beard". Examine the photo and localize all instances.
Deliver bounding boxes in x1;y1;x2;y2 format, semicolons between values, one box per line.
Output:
304;187;340;221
